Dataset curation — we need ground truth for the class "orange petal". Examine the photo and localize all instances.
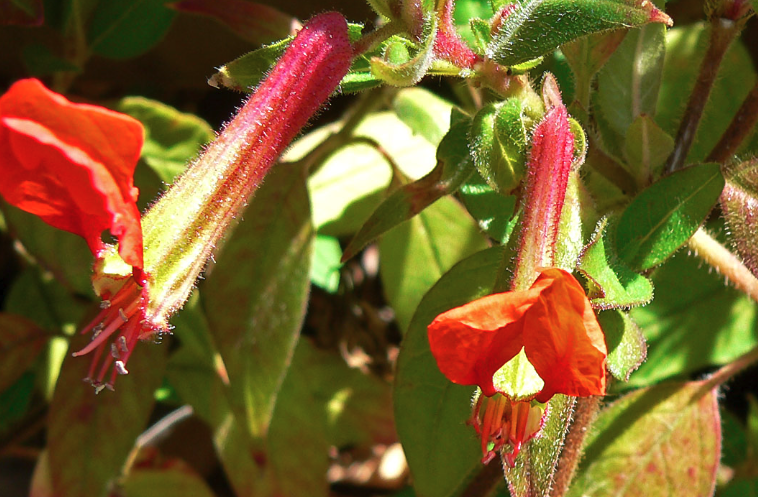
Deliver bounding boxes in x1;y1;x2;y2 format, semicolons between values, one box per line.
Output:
0;79;144;269
522;268;607;402
428;290;540;396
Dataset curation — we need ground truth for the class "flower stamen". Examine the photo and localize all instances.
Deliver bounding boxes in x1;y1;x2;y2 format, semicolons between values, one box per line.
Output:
74;279;153;391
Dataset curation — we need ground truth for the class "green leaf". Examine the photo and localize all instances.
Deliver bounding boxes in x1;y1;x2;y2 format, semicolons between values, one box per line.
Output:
469;17;491;54
569;381;720;497
342;114;476;260
561;30;628;102
1;202;95;295
656;23;757;164
487;0;669;67
211;24;367;93
578;217;654;309
88;0;175;59
379;196;489;332
293;111;437;236
371;16;437;86
268;340;395;497
0;313;49;392
629;249;758;387
392;88;454;145
22;43;81;76
165;292;228;427
469;99;529;194
721;409;748;468
310;235;342;293
623;114;675;184
0;373;35;433
453;0;491;49
210;36;291;91
202;163;313;438
458;172;518;244
597;310;646;382
116;97;214;185
3;269;86;399
614;163;724;271
595;19;667;156
394;247;501;497
121;460;216;497
48;334;167;497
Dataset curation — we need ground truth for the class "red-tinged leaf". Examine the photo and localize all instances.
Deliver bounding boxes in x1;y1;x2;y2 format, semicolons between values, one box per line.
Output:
0;313;49;392
202;163;313;438
0;0;43;25
47;333;167;497
568;381;721;497
170;0;298;45
118;448;216;497
0;78;144;269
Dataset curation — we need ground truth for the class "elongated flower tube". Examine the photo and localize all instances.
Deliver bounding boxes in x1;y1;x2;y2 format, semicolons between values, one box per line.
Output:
0;12;353;391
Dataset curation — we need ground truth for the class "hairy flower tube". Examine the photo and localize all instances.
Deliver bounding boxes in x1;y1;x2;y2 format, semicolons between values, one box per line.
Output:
428;268;607;465
0;12;353;391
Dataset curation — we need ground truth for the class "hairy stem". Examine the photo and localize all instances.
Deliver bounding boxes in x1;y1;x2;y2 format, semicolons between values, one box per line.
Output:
707;80;758;163
706;345;758;390
688;228;758;303
550;396;601;497
353;21;404;56
665;17;743;173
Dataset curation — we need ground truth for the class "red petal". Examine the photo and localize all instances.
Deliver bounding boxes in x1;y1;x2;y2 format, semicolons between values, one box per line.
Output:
0;79;144;269
522;268;607;402
428;291;540;396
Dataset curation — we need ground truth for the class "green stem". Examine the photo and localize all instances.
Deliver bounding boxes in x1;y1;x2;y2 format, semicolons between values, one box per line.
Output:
292;87;392;175
665;17;744;173
353;21;404;56
688;228;758;304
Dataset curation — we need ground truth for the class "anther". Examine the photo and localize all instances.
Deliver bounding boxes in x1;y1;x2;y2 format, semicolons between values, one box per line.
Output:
118;308;128;322
115;361;129;375
111;343;120;359
118;336;128;353
100;300;111;309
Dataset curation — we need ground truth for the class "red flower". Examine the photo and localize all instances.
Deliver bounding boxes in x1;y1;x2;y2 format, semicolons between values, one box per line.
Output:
428;268;607;464
0;78;145;273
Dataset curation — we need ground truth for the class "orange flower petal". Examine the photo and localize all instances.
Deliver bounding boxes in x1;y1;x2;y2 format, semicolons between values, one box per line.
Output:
0;79;144;269
428;290;539;396
428;268;607;401
523;268;607;402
